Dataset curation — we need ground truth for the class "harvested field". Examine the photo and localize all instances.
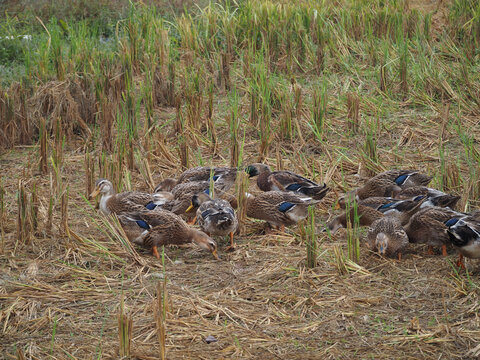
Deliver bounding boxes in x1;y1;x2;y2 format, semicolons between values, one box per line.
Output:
1;0;480;359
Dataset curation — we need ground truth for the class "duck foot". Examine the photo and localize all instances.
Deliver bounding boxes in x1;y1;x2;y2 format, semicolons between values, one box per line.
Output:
152;245;160;259
456;254;465;269
187;216;197;225
441;244;448;257
427;246;434;255
397;252;402;261
226;232;236;252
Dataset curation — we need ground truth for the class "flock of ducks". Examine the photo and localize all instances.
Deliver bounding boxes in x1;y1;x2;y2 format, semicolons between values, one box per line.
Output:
328;170;480;268
88;165;480;268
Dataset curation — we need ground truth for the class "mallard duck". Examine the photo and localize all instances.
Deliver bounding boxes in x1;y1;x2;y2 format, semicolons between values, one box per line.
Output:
355;178;403;200
373;197;426;216
340;170;432;205
245;191;319;231
161;181;233;221
396;186;460;209
177;166;237;187
89;179;168;215
351;196;425;214
366;217;408;260
325;205;384;234
118;210;218;259
370;170;433;188
445;216;480;268
245;163;329;200
188;192;238;251
154;167;238;193
332;196;425;234
404;207;464;256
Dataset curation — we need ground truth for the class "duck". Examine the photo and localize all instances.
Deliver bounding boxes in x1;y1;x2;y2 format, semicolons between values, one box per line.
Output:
338;178;402;206
396;186;460;209
245;163;329;200
369;170;433;188
117;210;218;259
161;181;235;221
177;166;237;187
188;192;238;251
366;217;409;260
403;206;464;256
343;196;425;215
327;198;424;234
89;179;170;215
445;216;480;268
325;205;384;234
245;191;319;231
373;197;426;216
339;170;433;205
154;167;238;193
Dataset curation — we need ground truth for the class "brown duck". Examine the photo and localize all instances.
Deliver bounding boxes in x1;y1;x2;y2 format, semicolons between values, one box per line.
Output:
404;206;464;256
245;191;319;231
325;205;384;234
396;186;460;209
154;167;238;192
245;163;329;200
370;170;433;188
189;192;238;251
118;210;218;259
366;217;409;260
89;179;169;215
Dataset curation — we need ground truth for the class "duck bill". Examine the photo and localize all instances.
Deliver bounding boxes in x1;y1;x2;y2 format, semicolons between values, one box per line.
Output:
89;188;101;199
185;203;194;213
211;249;220;260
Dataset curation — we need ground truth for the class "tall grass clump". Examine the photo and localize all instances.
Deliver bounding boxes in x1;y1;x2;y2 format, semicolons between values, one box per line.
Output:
228;87;241;168
118;295;133;357
310;80;328;140
346;92;360;133
248;48;273;161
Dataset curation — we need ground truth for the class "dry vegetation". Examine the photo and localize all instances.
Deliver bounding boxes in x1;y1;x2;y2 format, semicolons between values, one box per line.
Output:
1;0;480;358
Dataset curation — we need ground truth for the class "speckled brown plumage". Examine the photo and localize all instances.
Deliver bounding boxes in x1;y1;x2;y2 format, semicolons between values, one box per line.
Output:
118;210;218;259
370;170;433;188
89;179;160;215
396;186;460;209
366;217;408;259
404;207;464;248
326;205;384;234
246;191;319;228
246;163;329;200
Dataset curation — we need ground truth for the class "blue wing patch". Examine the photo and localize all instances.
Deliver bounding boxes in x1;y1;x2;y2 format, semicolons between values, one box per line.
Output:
135;219;150;229
201;210;212;219
286;183;302;191
379;202;396;210
278;202;296;213
394;174;409;185
444;218;460;227
413;195;426;202
212;175;220;181
203;188;210;195
145;202;157;210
